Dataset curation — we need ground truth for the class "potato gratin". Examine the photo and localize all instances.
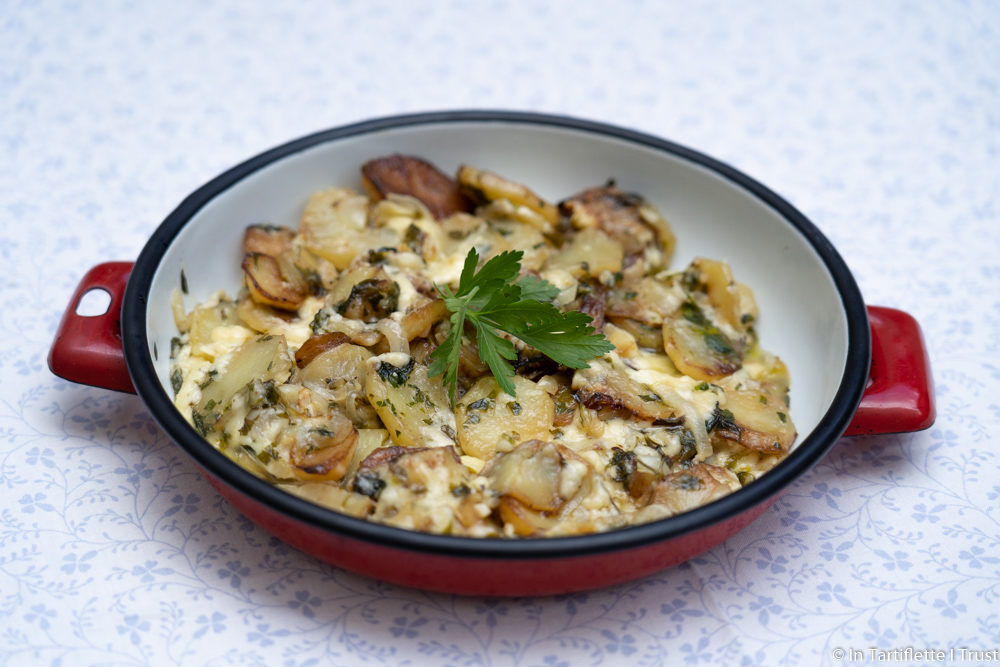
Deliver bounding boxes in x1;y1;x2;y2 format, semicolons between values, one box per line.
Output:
169;155;796;538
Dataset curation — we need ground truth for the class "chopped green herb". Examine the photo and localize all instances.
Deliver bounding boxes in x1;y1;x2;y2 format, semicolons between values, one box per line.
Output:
376;358;415;388
507;401;522;416
428;249;614;404
777;411;787;423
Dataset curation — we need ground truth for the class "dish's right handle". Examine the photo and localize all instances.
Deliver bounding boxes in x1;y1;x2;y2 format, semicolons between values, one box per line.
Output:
845;306;935;436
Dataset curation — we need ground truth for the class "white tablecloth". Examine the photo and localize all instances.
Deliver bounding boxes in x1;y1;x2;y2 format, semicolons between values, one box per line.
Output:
3;1;999;665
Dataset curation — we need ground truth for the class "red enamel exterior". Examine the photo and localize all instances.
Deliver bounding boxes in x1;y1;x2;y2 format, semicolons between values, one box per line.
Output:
844;306;936;436
48;264;936;594
202;465;780;595
48;262;136;394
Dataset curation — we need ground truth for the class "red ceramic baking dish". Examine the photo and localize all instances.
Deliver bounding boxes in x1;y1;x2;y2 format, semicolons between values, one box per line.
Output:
49;111;935;596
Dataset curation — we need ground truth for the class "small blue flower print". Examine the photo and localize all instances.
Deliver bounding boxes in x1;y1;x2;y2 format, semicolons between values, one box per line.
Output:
755;547;789;574
819;541;852;562
601;629;637;656
933;590;967;619
24;447;56;468
863;619;898;647
19;492;54;514
660;599;705;622
748;596;783;626
389;616;427;639
475;599;508;628
164;493;200;517
780;510;819;532
24;604;56;630
114;462;154;485
911;503;945;523
218;560;250;589
959;546;1000;569
132;560;175;583
61;550;97;575
288;590;322;618
247;623;290;647
533;657;570;667
817;582;852;607
810;483;843;509
875;549;913;571
117;614;150;646
194;611;227;638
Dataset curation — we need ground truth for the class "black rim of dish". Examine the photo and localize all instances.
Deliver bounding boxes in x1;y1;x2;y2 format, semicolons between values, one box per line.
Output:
122;110;871;560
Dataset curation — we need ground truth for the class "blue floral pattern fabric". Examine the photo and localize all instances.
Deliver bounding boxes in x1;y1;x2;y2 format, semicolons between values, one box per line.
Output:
2;1;998;664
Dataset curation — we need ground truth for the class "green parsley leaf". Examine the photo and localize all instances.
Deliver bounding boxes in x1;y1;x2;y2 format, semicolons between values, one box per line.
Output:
429;248;614;403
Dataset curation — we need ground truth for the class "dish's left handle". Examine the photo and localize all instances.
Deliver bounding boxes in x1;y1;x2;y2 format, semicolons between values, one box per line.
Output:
48;262;137;394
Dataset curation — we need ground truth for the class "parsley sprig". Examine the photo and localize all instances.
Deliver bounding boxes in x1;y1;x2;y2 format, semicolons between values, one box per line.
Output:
428;248;615;404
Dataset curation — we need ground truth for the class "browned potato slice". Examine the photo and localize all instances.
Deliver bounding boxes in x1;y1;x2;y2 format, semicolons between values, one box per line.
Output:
560;185;673;258
662;302;742;381
362;155;473;220
283;414;358;481
297;341;372;390
486;440;594;536
497;495;556;536
457;164;560;227
236;295;296;333
244;224;296;256
400;299;449;340
572;358;684;425
242;252;306;310
645;463;740;515
455;376;556;460
711;391;796;453
295;332;352;368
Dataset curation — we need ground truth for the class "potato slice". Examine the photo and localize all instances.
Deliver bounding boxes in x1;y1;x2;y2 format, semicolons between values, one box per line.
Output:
455;376;556;460
543;227;623;277
400;299;449;341
686;258;746;332
662;302;742;381
242;252;306;310
188;299;241;359
362;155;473;220
457;164;559;229
244;224;295;256
283;414;358;481
194;333;294;432
365;353;456;448
300;187;377;270
712;390;796;453
572;358;684;425
298;341;372;390
645;463;740;515
560;185;669;257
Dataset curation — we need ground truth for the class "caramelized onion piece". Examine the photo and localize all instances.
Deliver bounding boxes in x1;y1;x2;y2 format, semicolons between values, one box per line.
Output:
362;155;473;220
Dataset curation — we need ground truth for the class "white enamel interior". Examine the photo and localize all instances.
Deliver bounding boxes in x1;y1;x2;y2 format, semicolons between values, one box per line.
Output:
146;121;848;444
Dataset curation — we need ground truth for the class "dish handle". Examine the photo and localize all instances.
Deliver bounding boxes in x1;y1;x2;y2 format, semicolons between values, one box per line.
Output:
845;306;935;436
48;262;136;394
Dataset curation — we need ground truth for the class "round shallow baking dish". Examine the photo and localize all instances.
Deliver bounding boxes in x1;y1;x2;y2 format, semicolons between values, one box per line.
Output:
49;111;934;596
